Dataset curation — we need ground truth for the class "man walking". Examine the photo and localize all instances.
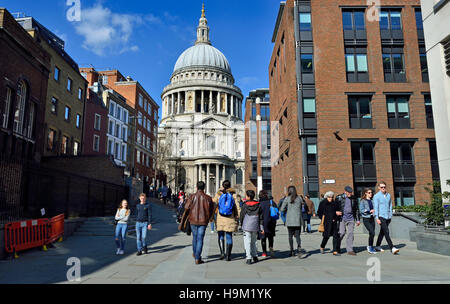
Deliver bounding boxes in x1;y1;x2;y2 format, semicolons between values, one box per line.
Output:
335;186;360;255
135;193;153;256
184;181;215;265
373;182;400;254
304;195;316;233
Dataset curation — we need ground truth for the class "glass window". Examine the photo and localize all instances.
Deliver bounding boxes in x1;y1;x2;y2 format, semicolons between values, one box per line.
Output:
301;54;313;73
304;98;316;113
93;135;100;152
74;142;80;156
14;81;27;134
76;114;81;128
390;11;402;30
299;13;312;31
47;129;56;151
54;67;60;81
67;78;72;92
64;107;70;121
61;136;69;154
357;55;368;72
122;145;127;161
346;55;355;72
51;97;58;114
2;87;12;128
342;11;353;30
78;88;83;100
415;10;423;30
94;114;101;130
102;75;108;85
139;94;143;107
380;11;389;30
109;102;115;116
354;11;365;30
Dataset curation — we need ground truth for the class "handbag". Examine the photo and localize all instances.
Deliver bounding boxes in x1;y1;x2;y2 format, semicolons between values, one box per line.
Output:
114;220;119;226
318;215;325;233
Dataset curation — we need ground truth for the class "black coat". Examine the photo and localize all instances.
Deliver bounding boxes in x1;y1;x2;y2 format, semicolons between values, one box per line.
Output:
259;200;277;238
317;199;339;238
335;193;361;222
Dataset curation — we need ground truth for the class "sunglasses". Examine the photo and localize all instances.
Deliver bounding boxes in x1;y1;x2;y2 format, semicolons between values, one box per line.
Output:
379;186;386;189
367;191;373;194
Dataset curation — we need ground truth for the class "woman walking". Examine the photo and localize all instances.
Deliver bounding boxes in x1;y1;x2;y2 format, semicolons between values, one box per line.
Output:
115;200;131;255
317;192;341;256
360;188;377;254
280;186;307;258
213;180;240;261
240;190;264;265
258;190;277;258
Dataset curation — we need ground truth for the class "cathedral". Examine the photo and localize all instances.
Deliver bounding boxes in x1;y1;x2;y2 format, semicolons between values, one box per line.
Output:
158;5;245;196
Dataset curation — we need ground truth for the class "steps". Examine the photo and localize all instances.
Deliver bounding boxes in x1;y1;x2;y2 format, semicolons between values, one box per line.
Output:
73;217;116;237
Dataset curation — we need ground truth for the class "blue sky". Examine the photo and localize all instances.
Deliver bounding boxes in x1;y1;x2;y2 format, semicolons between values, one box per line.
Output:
3;0;280;118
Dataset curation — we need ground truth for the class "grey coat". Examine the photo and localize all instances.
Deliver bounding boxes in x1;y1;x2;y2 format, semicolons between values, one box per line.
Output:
280;196;306;227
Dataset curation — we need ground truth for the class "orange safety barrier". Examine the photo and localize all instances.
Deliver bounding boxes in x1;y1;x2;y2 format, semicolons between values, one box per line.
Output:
46;214;65;244
4;218;49;256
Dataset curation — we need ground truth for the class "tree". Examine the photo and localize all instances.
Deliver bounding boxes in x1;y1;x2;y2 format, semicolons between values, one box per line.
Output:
423;180;450;226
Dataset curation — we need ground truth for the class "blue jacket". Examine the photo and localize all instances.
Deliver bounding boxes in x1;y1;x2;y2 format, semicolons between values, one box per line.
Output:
373;191;393;220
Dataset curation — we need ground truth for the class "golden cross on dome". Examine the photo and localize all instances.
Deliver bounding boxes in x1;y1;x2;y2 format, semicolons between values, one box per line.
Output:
202;3;205;18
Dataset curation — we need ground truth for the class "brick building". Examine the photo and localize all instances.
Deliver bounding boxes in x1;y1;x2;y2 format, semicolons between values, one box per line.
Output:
0;9;50;161
244;89;272;196
80;68;158;185
17;16;87;157
270;0;438;208
82;87;108;156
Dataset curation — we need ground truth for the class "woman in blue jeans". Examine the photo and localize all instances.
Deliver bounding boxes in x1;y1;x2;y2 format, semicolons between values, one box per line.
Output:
115;200;130;255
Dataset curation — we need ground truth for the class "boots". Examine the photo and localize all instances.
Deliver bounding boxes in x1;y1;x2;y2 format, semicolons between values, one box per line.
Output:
226;244;233;261
218;239;225;260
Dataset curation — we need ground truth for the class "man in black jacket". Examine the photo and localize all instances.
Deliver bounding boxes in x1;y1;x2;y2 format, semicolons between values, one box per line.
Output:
135;193;153;256
335;186;360;256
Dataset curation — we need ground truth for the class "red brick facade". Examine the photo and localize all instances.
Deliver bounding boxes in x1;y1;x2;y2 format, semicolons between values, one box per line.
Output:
270;0;436;206
82;88;108;155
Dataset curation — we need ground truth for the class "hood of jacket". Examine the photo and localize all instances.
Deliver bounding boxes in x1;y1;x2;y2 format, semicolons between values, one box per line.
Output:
244;200;260;212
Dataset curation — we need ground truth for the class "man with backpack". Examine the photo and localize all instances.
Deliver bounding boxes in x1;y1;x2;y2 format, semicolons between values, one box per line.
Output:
184;181;215;265
213;180;240;261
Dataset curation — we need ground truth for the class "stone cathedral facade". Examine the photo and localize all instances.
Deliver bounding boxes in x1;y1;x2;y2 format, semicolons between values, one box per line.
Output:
158;6;245;196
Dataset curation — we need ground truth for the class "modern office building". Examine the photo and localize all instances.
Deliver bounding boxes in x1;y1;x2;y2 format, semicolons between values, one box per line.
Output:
158;5;245;196
244;89;272;197
270;0;438;208
421;0;450;197
17;16;87;157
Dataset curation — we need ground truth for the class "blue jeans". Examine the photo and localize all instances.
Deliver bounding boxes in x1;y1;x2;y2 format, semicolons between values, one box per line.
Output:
136;222;148;252
115;223;128;250
307;214;312;232
218;231;233;245
191;225;207;261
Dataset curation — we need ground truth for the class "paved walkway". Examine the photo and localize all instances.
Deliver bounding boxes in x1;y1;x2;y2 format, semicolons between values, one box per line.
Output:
0;199;449;284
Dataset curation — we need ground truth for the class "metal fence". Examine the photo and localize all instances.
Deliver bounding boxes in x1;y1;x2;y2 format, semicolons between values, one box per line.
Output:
0;156;129;225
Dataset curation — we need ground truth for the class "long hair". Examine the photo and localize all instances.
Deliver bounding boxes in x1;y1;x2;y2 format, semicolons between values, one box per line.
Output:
288;186;297;204
118;199;130;216
259;190;269;201
361;188;373;200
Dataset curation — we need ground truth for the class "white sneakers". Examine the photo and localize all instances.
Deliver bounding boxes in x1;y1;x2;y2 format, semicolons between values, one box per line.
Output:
116;249;125;255
116;248;120;255
374;246;400;255
391;247;400;255
374;246;385;252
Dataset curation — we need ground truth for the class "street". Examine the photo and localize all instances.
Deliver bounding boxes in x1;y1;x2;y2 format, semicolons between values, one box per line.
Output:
0;200;449;284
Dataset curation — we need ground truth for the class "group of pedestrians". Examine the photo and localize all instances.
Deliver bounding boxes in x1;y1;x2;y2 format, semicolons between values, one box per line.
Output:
111;180;400;263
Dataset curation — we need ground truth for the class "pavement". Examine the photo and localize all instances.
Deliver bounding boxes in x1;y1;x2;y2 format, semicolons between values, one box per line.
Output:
0;199;449;284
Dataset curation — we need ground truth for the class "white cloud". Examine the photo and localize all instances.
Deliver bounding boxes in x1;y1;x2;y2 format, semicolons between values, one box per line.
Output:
74;4;143;56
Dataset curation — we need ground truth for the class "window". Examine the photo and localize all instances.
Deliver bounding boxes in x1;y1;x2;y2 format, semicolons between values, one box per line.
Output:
342;10;365;31
382;48;406;82
64;107;71;122
304;98;316;114
115;142;120;160
146;137;151;150
424;95;434;129
78;88;83;100
123;110;128;124
251;104;256;120
54;67;60;81
236;169;243;185
102;75;108;85
138;112;143;125
116;107;121;120
67;78;72;92
2;87;12;128
73;141;80;156
390;141;416;182
13;81;27;134
108;140;113;155
61;136;69;155
144;99;148;112
122;145;127;162
108;121;114;135
415;10;423;30
387;96;410;129
351;142;377;182
26;103;35;138
51;97;58;115
429;140;440;181
301;54;314;73
419;46;429;82
307;144;317;162
299;13;312;31
260;105;270;121
109;102;115;116
122;126;127;141
94;114;101;130
139;94;144;107
47;129;56;151
348;96;372;129
93;135;100;152
394;185;415;206
137;130;142;144
115;124;120;138
443;37;450;77
137;150;141;164
206;136;216;151
380;10;402;30
76;114;81;128
345;47;369;82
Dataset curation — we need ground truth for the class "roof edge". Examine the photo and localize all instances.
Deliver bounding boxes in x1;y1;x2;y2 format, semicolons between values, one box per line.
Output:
272;2;286;43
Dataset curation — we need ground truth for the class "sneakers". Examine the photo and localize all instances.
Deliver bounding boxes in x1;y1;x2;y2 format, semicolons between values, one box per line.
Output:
253;257;259;263
367;246;377;254
374;246;385;252
262;253;267;258
347;251;357;256
136;251;142;256
320;248;325;254
391;247;400;255
210;230;215;234
116;248;121;255
246;259;252;265
297;248;304;259
269;248;275;258
333;252;341;256
119;250;124;255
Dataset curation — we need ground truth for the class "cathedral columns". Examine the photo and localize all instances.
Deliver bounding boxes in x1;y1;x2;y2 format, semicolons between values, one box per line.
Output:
225;94;228;115
206;164;211;195
215;164;220;193
177;92;181;114
231;95;234;117
171;94;175;116
209;90;213;114
201;90;205;114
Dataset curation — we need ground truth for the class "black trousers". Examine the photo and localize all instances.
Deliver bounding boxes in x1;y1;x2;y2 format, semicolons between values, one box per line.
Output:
363;217;376;247
261;236;274;253
287;227;301;250
376;217;394;249
320;222;339;252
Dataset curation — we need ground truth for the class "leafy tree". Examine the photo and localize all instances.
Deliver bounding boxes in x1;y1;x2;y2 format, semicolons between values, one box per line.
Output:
423;180;450;226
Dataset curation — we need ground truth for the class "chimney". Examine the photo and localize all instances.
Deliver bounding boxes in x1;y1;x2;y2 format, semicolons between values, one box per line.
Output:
126;76;133;81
